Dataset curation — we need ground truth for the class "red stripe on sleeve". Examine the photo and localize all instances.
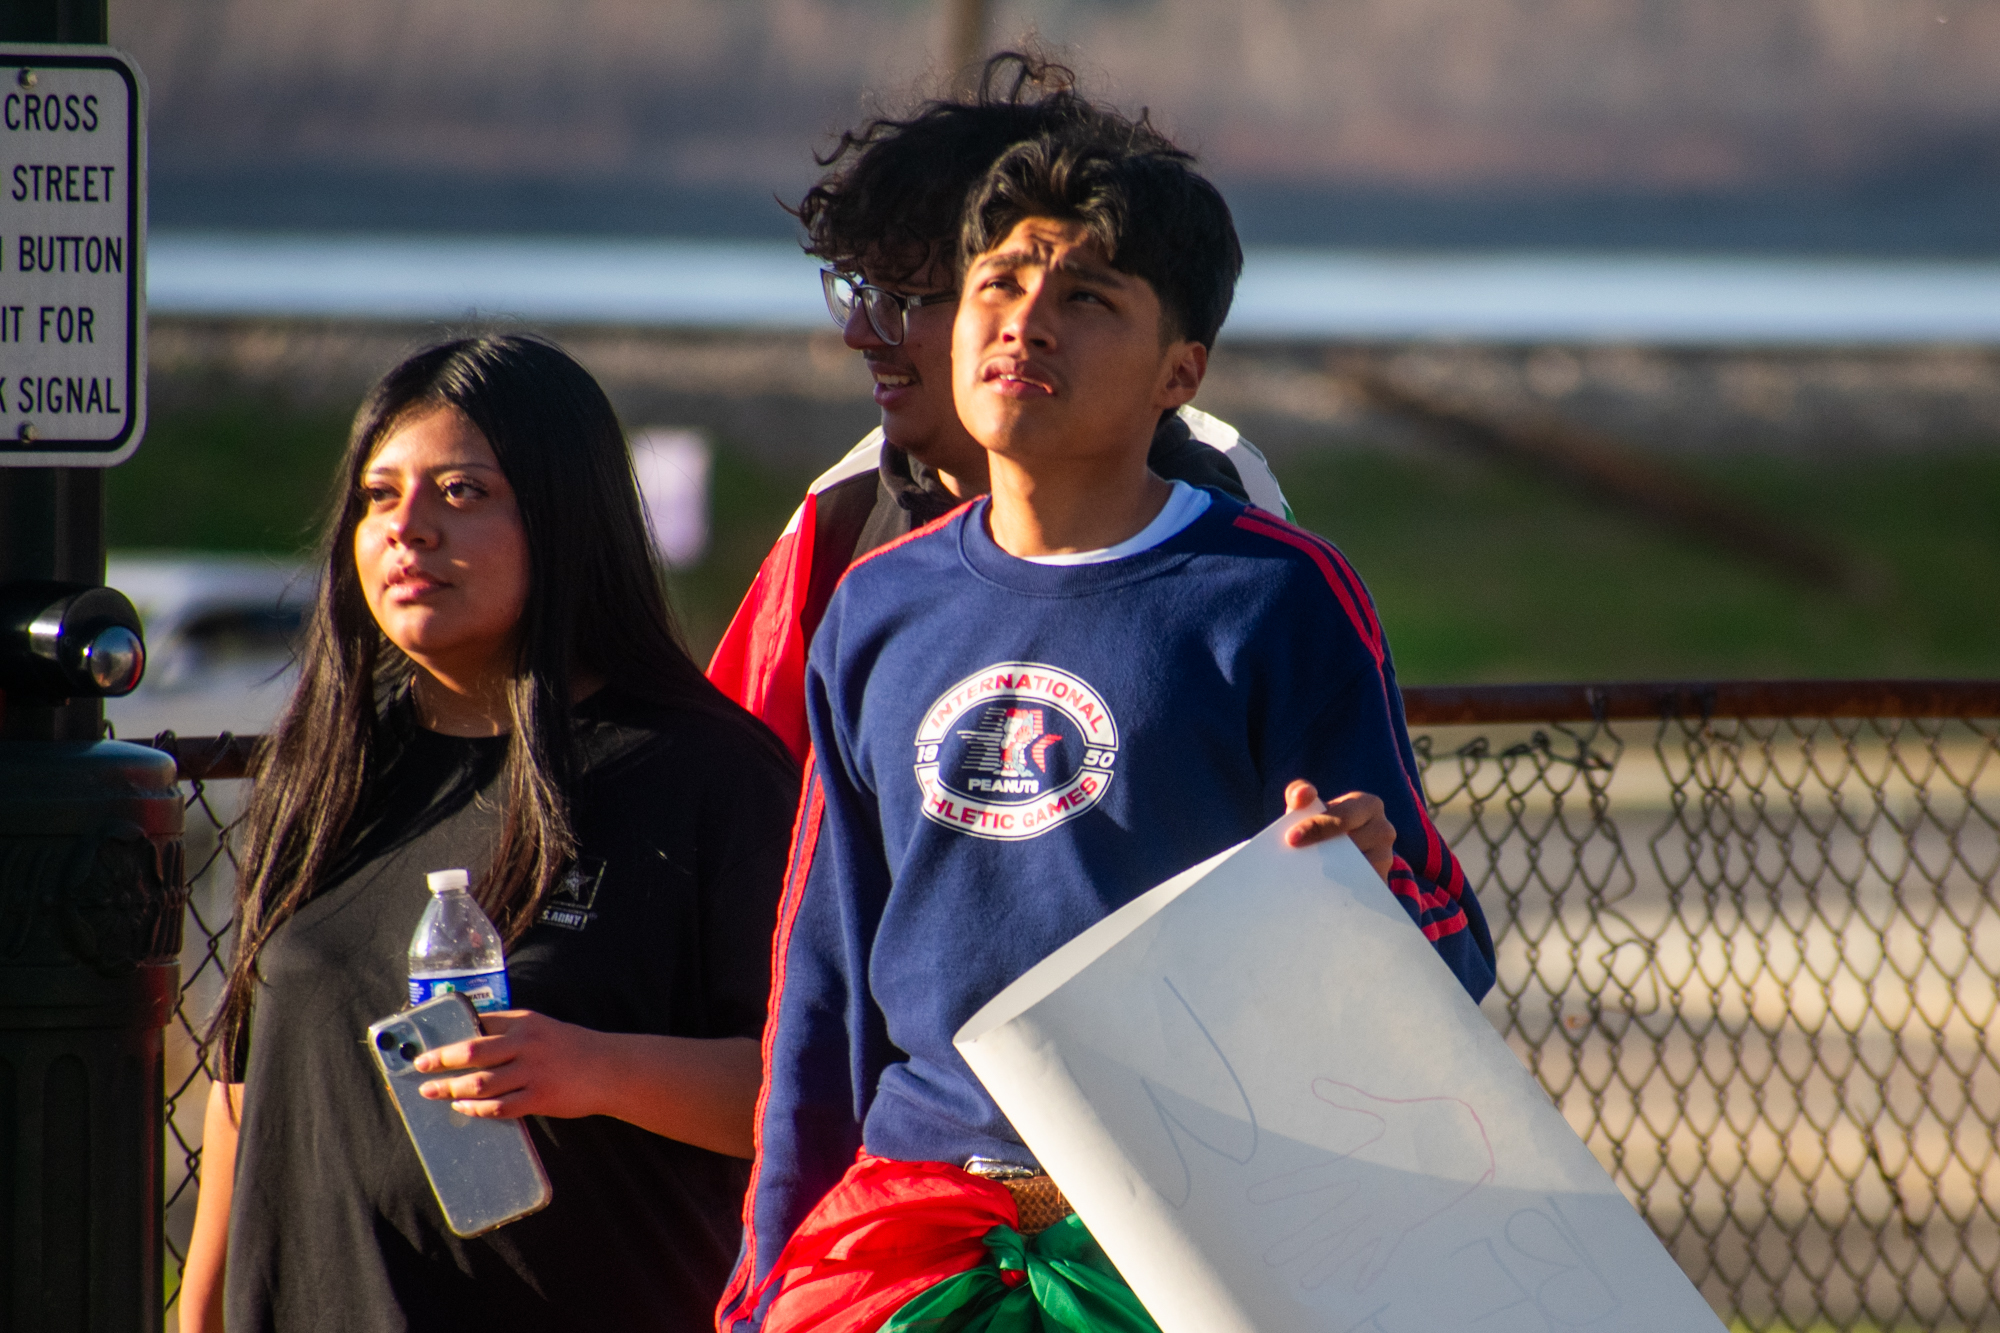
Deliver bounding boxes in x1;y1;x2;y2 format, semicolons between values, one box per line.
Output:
722;504;970;1326
1271;522;1386;655
1231;511;1471;906
1421;910;1469;941
1388;858;1457;915
1231;512;1384;665
719;763;827;1329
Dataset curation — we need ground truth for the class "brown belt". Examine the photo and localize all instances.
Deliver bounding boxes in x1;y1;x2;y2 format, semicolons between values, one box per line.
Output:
997;1174;1074;1235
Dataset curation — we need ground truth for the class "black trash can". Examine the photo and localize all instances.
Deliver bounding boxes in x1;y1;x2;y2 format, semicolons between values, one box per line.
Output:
0;738;184;1333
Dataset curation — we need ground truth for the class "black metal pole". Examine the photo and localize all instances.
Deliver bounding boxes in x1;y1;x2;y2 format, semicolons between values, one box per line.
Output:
0;7;186;1333
0;0;108;747
0;470;104;741
0;0;104;42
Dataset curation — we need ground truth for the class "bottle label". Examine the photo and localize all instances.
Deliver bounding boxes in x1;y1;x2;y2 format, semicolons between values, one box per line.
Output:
409;968;511;1013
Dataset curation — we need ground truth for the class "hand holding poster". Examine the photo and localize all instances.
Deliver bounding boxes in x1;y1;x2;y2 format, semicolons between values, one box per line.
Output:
955;814;1727;1333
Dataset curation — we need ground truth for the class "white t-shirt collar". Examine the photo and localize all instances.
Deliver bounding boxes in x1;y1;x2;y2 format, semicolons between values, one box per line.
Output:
1015;481;1213;566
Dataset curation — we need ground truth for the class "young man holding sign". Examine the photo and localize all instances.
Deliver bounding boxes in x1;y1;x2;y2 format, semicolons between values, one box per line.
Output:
721;123;1496;1333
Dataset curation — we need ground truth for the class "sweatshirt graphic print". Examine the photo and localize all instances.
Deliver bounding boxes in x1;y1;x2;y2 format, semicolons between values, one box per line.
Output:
721;492;1496;1329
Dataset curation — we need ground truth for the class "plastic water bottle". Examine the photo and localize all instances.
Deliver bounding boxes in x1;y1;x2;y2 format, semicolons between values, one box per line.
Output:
407;868;511;1013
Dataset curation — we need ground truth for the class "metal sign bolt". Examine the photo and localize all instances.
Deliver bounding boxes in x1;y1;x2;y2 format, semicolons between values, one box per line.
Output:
15;68;32;88
16;423;35;443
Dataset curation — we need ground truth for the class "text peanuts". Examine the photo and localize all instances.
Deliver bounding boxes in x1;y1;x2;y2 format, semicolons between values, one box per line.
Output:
0;47;145;465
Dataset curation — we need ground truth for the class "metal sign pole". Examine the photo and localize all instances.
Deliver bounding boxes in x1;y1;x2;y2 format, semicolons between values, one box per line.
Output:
0;6;185;1333
0;470;102;739
0;0;112;745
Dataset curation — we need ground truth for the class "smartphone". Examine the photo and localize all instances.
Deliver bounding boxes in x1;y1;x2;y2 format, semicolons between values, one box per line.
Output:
367;993;553;1237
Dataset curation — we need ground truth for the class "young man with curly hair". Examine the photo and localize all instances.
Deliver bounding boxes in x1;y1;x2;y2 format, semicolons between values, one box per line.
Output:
706;54;1289;760
718;122;1494;1333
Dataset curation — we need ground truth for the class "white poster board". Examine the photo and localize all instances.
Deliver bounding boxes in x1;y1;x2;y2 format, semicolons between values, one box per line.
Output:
955;815;1726;1333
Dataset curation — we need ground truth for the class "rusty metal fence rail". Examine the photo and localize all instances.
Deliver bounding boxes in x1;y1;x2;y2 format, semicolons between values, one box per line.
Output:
148;680;2000;1330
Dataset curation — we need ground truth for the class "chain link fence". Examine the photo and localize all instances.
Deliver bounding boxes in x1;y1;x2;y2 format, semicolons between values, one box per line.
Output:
154;736;254;1329
150;682;2000;1330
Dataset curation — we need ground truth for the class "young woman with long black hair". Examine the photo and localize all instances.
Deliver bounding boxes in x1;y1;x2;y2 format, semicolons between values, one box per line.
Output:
179;335;798;1333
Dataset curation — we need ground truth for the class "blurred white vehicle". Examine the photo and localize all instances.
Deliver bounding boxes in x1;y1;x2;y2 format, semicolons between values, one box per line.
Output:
104;554;312;741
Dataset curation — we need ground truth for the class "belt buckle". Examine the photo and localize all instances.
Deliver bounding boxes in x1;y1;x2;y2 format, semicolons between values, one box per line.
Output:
963;1155;1041;1181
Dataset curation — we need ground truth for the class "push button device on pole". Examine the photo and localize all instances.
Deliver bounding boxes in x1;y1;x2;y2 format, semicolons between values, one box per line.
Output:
0;579;145;700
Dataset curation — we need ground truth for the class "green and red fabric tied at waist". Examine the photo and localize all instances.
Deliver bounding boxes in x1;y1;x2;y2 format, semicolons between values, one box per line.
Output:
748;1154;1160;1333
881;1214;1160;1332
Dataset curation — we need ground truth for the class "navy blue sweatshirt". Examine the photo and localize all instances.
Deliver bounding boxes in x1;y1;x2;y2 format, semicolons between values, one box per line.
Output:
722;493;1496;1327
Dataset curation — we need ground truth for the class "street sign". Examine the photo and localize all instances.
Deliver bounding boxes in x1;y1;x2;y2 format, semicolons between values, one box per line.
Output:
0;45;143;467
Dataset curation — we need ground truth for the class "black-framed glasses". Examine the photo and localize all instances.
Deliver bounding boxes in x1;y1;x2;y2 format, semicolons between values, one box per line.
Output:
821;269;957;346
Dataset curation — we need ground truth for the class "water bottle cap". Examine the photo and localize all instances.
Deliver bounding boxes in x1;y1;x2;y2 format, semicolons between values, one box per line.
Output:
426;868;471;895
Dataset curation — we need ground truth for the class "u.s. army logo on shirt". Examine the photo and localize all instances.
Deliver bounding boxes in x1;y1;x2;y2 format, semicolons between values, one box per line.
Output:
538;857;605;931
913;662;1120;841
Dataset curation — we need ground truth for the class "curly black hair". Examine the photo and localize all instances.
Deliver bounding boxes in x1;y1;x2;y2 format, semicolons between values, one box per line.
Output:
796;51;1171;285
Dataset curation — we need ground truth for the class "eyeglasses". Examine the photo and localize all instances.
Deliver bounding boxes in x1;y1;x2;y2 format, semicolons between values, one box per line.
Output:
821;269;957;346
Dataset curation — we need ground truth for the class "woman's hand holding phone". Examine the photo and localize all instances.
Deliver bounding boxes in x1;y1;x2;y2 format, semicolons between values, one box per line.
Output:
414;1011;764;1157
414;1009;601;1119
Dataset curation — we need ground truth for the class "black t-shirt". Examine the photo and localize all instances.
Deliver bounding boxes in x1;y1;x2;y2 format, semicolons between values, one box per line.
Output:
224;688;799;1333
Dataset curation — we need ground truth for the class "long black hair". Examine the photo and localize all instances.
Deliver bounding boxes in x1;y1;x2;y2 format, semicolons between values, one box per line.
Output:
214;334;780;1058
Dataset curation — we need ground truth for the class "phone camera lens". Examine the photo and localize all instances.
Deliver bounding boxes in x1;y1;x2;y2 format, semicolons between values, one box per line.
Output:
375;1031;397;1051
399;1042;421;1061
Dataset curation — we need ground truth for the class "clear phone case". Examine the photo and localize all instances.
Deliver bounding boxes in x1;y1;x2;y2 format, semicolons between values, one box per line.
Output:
367;993;553;1237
